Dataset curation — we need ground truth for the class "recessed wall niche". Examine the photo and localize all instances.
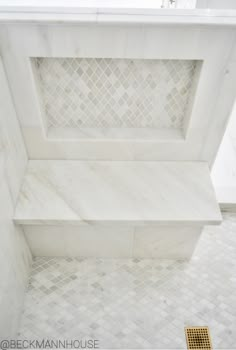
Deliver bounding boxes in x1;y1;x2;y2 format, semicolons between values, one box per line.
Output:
32;57;200;140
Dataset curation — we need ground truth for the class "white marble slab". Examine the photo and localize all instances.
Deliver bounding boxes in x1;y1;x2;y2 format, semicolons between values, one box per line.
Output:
23;225;134;258
0;60;28;205
0;179;31;338
211;103;236;212
14;160;221;226
23;224;202;258
0;58;32;339
133;226;201;258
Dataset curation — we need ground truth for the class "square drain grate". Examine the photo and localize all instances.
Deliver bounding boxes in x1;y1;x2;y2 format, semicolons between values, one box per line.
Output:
185;327;212;350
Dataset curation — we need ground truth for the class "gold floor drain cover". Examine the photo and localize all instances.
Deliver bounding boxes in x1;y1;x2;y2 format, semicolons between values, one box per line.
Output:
185;326;212;350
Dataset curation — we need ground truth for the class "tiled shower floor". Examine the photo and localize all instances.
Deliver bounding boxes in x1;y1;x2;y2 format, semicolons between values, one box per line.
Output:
18;214;236;349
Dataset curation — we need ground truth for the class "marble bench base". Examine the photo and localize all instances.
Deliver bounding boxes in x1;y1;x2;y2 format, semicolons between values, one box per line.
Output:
23;225;202;259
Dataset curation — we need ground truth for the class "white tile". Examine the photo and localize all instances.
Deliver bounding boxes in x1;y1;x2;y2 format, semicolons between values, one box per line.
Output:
0;60;27;205
23;226;65;257
34;57;197;132
24;226;134;258
0;178;31;339
64;226;134;258
0;58;32;339
133;226;202;259
211;103;236;210
23;224;203;259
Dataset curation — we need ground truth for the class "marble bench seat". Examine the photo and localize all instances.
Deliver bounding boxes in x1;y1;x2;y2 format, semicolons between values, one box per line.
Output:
14;160;221;258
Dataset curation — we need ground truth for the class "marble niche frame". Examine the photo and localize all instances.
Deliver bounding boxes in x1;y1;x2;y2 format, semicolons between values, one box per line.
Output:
0;23;236;165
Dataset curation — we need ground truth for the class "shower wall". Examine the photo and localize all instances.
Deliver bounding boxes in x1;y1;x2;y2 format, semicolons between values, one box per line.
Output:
0;58;32;339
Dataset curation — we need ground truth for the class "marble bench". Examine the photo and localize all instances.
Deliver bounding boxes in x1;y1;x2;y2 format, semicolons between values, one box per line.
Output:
14;160;221;258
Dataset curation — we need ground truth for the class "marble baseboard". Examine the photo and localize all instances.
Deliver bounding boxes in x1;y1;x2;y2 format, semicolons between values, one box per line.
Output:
23;225;202;259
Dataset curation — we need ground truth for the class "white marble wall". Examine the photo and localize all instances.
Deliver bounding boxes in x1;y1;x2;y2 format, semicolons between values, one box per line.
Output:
196;0;236;8
0;58;32;339
2;24;235;164
211;102;236;210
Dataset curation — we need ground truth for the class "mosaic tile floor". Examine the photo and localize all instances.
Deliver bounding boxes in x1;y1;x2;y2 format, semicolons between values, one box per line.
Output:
18;214;236;349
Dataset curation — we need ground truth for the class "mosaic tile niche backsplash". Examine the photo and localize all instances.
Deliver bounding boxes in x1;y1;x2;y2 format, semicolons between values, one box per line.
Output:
34;58;198;133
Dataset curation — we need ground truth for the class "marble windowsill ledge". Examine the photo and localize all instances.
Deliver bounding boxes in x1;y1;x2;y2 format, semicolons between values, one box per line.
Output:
14;160;222;227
